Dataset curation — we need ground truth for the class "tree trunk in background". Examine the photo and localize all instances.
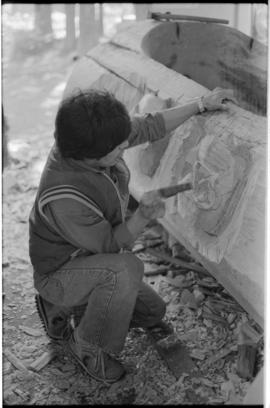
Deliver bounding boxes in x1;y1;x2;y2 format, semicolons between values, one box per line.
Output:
64;4;76;51
78;4;98;57
98;4;104;38
34;4;53;36
134;4;150;21
2;106;9;170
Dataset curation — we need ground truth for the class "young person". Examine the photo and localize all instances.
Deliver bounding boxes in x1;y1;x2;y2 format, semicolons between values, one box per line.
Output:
29;87;236;383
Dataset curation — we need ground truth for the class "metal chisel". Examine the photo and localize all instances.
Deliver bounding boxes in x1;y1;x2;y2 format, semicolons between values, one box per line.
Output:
156;182;193;198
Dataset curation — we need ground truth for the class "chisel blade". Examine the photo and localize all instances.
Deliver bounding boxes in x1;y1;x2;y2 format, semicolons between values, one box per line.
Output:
157;182;193;198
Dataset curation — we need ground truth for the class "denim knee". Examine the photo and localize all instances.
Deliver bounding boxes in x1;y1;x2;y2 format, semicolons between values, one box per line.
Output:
120;253;144;282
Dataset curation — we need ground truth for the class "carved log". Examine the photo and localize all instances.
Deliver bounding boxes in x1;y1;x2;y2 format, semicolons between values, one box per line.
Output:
63;20;266;327
237;344;257;380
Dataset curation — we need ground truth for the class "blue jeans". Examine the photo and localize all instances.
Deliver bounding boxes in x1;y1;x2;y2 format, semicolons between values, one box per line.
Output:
34;253;166;354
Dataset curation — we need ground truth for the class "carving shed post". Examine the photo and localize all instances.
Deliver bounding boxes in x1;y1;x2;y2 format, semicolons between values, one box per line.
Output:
63;20;267;328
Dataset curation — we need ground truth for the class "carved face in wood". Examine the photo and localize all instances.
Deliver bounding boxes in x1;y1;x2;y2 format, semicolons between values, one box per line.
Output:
163;116;255;253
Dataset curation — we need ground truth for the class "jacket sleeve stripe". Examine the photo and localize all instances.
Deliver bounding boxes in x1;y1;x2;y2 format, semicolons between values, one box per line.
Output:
40;185;100;206
38;189;104;219
40;189;100;209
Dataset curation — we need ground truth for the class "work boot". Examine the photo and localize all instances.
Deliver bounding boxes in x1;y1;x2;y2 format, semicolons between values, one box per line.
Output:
35;294;72;341
68;329;125;383
146;320;174;341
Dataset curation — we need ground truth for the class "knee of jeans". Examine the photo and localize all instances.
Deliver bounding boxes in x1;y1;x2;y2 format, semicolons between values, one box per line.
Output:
120;253;144;282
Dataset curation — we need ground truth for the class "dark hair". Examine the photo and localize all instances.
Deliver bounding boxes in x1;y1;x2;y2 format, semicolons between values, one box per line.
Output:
54;89;131;159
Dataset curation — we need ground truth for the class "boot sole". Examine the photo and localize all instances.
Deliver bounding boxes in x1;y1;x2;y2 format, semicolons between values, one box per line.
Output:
35;294;65;341
67;338;124;384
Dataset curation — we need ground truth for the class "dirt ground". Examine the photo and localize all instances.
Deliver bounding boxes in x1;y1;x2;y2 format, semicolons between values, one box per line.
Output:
2;23;264;406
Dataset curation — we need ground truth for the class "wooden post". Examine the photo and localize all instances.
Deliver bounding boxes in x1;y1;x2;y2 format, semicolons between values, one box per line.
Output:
134;4;151;21
64;4;76;51
98;4;104;38
2;106;9;170
34;4;53;36
78;4;98;57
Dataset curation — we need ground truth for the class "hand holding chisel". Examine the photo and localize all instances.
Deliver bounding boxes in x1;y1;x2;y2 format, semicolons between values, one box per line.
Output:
138;182;193;220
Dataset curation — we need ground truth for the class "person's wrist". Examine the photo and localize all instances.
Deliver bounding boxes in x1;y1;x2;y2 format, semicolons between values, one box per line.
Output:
137;205;151;221
197;96;206;113
125;208;149;240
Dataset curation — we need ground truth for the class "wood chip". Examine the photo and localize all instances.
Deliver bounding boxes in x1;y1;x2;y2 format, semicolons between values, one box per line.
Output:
202;312;228;325
199;378;218;388
239;322;263;344
190;350;206;361
14;388;29;399
203;319;213;328
4;383;17;396
204;346;236;366
208;298;243;312
193;288;205;304
203;305;213;315
171;244;193;262
132;238;163;253
236;344;257;379
19;325;43;337
146;274;162;292
143;227;163;240
4;349;28;372
146;248;209;276
197;279;220;289
161;275;188;289
144;264;168;276
55;379;70;390
180;289;197;309
227;313;237;324
29;350;57;372
220;380;235;400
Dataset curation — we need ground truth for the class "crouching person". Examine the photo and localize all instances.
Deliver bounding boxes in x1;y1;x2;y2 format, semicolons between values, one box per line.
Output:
29;88;235;382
